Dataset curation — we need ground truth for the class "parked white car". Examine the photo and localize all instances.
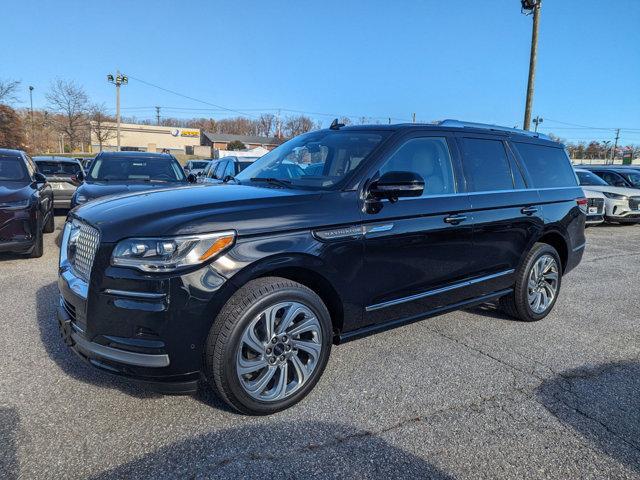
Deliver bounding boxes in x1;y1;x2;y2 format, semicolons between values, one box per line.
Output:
575;168;640;224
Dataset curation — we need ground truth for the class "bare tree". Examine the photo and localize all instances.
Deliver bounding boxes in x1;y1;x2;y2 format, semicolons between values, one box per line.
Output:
0;79;21;105
46;79;89;151
256;114;276;137
89;103;117;151
282;115;320;138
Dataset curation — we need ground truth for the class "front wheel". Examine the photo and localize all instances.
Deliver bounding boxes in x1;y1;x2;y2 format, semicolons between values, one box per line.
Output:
500;243;562;322
204;277;332;415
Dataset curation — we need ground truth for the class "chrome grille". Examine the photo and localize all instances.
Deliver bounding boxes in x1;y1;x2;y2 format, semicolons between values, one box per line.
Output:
71;223;100;281
630;197;640;211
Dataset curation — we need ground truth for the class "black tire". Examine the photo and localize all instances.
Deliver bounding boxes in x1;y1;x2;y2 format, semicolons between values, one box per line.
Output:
499;242;562;322
43;210;55;233
28;220;44;258
204;277;332;415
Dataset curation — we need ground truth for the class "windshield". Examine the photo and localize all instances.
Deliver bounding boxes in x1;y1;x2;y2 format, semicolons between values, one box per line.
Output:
36;161;82;176
235;130;390;189
621;171;640;187
190;161;209;169
0;156;28;182
576;170;608;186
87;156;186;182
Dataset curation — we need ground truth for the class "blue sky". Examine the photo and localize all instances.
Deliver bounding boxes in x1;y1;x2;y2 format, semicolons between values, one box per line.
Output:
3;0;639;144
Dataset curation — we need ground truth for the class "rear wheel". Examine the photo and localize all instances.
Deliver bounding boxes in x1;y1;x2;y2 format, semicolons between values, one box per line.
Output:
204;277;332;415
500;243;561;322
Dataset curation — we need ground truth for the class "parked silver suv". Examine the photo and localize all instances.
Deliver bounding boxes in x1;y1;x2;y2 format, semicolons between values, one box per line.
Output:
575;168;640;224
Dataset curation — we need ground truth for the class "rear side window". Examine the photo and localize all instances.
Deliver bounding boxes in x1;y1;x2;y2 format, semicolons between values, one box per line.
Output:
513;143;577;188
460;138;514;191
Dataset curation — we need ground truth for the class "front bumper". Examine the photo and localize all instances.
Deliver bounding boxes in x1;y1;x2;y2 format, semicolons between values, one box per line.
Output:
0;208;36;253
56;223;229;393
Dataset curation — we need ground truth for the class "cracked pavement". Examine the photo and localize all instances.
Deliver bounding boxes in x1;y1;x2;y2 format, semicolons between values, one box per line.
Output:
1;217;639;479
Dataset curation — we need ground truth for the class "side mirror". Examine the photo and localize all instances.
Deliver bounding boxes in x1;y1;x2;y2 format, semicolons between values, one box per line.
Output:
187;173;198;183
369;171;424;202
34;172;47;184
197;171;203;176
73;170;85;184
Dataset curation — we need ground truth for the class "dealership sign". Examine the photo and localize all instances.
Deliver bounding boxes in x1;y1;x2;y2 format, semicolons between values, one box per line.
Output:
170;128;199;138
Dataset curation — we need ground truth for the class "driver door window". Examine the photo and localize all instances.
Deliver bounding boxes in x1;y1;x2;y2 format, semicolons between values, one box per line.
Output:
379;137;456;196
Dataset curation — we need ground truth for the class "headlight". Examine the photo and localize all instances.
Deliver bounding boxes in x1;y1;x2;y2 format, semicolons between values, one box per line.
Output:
602;192;628;200
75;194;89;204
111;231;235;272
0;199;29;210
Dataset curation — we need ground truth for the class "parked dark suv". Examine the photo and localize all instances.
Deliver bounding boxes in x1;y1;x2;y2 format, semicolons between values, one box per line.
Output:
0;149;55;257
71;151;192;208
57;121;586;414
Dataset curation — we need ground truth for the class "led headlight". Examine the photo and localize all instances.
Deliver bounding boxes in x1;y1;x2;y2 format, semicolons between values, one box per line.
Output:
602;192;628;200
111;231;235;272
0;199;29;210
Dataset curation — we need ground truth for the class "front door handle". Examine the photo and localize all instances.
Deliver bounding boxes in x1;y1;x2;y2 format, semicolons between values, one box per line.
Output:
521;206;539;216
443;214;468;225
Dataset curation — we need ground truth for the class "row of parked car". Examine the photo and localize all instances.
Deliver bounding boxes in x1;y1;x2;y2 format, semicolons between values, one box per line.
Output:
573;165;640;226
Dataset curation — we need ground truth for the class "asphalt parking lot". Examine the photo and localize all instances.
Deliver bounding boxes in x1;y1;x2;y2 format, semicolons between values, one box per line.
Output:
1;216;639;479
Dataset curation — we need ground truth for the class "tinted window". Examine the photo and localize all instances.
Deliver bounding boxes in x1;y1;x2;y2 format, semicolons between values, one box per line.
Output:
513;143;577;188
461;138;514;191
88;156;186;182
0;156;28;181
576;170;608;186
36;161;82;175
223;161;235;177
191;161;209;169
621;171;640;187
595;171;627;187
379;137;455;196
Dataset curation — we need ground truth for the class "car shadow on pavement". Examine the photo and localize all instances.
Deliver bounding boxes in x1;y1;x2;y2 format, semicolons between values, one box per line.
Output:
36;282;162;399
90;420;454;480
537;361;640;474
464;302;514;321
0;407;19;480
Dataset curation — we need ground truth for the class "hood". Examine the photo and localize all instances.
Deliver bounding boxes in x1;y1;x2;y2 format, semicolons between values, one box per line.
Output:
78;181;183;200
0;182;32;203
580;188;606;199
72;183;350;243
579;185;640;197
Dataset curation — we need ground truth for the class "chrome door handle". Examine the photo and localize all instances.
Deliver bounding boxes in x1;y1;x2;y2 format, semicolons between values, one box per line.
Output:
521;206;539;215
443;214;467;225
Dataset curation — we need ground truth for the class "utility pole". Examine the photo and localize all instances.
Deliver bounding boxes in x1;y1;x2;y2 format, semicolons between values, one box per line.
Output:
412;113;416;123
521;0;542;131
155;106;161;125
28;86;34;145
276;109;281;138
611;128;620;164
532;115;543;132
107;71;128;151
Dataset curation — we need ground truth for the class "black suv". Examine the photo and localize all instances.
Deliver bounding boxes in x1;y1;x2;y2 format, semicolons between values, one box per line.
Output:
57;121;586;414
1;149;55;258
71;151;193;208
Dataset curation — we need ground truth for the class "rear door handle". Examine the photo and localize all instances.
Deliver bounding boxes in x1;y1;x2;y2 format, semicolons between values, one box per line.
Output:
521;206;539;216
443;214;468;225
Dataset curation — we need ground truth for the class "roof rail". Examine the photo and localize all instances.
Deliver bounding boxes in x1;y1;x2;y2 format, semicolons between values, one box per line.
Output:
438;119;550;140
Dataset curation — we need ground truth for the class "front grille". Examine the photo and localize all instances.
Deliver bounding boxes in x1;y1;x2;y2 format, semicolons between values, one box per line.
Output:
630;197;640;211
587;197;605;214
72;223;100;282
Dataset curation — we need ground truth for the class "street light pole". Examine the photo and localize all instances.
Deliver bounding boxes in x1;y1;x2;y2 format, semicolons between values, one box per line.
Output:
521;0;542;131
28;86;34;146
533;115;543;132
107;71;128;151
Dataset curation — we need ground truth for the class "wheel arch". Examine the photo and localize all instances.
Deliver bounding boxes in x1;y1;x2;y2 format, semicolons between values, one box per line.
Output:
536;229;569;272
213;253;347;338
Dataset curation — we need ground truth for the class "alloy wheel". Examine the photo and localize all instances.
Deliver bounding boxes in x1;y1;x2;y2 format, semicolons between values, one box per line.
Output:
236;302;323;402
527;254;559;314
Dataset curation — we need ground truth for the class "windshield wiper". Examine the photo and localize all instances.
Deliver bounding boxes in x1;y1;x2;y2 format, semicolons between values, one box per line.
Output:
250;177;291;188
